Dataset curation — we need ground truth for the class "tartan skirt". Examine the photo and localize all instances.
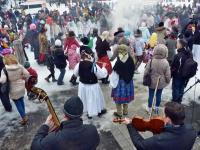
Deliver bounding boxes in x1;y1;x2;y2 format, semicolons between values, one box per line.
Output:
111;79;134;104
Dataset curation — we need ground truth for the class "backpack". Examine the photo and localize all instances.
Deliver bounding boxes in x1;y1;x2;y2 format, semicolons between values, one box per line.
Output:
0;68;10;93
181;57;198;79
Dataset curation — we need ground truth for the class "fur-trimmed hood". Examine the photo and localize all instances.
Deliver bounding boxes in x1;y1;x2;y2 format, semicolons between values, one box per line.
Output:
153;44;168;59
156;26;166;32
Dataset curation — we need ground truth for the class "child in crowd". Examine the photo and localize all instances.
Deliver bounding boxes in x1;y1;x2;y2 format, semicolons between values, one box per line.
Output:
45;45;57;82
68;44;81;85
133;29;145;73
24;61;38;100
68;44;80;70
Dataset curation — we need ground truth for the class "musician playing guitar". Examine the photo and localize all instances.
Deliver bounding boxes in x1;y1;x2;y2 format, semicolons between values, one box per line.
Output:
31;96;100;150
123;102;197;150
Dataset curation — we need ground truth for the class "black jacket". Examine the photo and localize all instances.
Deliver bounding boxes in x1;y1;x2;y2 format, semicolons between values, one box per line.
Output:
46;52;55;69
31;119;100;150
192;30;200;45
0;55;4;73
171;48;192;79
113;56;135;84
96;40;111;58
53;47;67;69
127;124;196;150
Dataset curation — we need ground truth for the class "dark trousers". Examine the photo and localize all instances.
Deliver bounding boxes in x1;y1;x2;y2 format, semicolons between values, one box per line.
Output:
47;67;55;79
172;78;186;103
148;88;163;108
0;91;12;111
57;68;66;84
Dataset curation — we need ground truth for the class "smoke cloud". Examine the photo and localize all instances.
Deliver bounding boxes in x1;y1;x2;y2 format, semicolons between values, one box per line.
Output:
109;0;158;33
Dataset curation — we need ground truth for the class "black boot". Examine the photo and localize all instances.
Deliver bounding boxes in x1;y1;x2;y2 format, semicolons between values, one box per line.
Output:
70;75;78;85
45;77;50;82
52;77;57;82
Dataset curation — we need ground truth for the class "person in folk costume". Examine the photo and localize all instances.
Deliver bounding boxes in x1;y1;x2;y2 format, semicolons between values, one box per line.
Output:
64;31;80;54
91;28;102;60
38;28;48;64
96;31;112;84
80;37;92;55
0;55;30;125
13;34;27;65
70;37;91;86
73;48;107;119
111;37;132;62
112;44;135;120
132;29;145;74
144;44;171;114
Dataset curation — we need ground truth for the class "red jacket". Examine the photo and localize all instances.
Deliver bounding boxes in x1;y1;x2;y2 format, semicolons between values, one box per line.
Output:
64;37;80;51
27;67;38;78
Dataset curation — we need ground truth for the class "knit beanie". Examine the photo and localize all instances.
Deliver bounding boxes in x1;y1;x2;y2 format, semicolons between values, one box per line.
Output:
55;39;62;47
30;23;36;30
63;96;83;119
81;37;89;45
24;61;30;69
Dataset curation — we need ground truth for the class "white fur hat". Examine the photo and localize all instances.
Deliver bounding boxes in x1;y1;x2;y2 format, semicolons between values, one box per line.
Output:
55;39;62;46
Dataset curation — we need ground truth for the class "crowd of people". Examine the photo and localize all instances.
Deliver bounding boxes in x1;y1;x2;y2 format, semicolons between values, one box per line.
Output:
0;1;200;149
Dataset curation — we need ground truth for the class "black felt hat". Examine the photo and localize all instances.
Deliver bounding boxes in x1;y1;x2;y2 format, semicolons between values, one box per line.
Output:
81;37;89;45
63;96;83;119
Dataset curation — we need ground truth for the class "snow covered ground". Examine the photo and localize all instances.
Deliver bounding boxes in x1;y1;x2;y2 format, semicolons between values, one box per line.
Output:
0;45;200;148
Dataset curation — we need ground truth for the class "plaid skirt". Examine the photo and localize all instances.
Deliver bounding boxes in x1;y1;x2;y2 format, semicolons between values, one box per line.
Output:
111;79;134;104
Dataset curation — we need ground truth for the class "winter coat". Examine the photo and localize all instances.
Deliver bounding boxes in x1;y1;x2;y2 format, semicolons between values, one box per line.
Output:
192;30;200;45
144;45;171;89
139;26;151;42
31;119;100;150
156;26;167;45
171;48;192;79
133;37;145;56
166;38;176;63
39;33;48;53
13;40;26;65
68;49;80;70
46;53;55;69
127;123;196;150
0;64;29;100
0;55;4;72
96;40;111;59
64;37;80;51
53;47;67;69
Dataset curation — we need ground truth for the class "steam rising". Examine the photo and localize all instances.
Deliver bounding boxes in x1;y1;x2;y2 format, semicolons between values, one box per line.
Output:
110;0;158;32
